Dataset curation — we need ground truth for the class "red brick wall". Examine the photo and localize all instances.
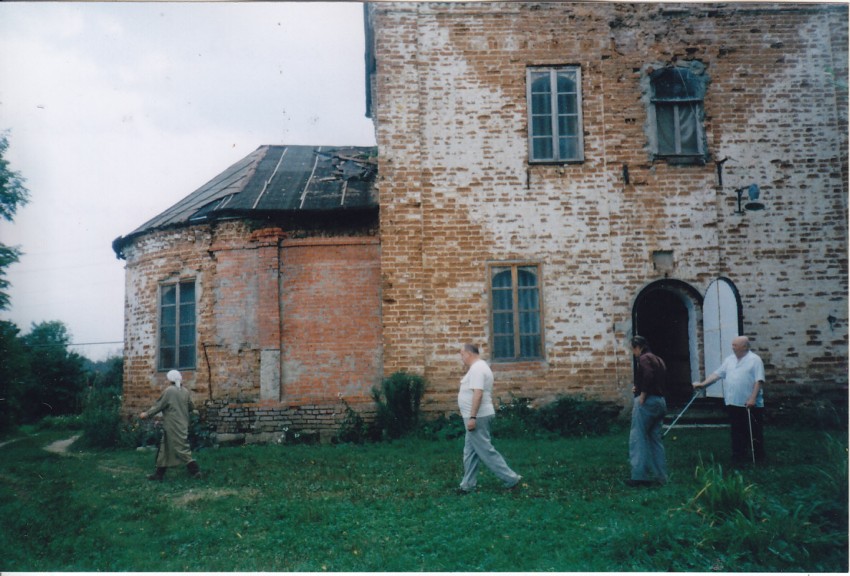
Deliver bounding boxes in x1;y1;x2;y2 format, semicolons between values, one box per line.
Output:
121;221;382;437
369;2;849;413
279;237;383;405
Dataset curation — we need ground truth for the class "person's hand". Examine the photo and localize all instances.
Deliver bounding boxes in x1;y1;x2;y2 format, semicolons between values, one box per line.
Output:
466;418;477;431
692;381;703;389
139;412;147;419
746;398;756;408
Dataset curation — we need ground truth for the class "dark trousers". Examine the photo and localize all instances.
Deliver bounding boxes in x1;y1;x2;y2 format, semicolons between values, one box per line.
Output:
727;405;765;463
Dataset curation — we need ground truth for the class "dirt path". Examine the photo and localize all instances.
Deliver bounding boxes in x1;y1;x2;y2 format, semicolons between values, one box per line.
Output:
0;438;21;449
44;435;80;454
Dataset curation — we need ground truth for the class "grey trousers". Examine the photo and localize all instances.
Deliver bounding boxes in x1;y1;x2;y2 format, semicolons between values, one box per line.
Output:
629;395;668;483
460;415;520;491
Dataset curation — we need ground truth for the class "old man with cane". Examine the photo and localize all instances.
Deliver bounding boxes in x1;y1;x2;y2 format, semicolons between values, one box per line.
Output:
139;369;202;480
693;336;766;465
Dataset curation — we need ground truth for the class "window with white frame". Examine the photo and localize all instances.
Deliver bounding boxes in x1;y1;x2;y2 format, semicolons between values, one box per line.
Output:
650;66;707;159
490;264;543;361
159;279;196;370
527;66;584;163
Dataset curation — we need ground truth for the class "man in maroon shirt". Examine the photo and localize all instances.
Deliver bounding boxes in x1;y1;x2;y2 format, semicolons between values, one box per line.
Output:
627;335;668;486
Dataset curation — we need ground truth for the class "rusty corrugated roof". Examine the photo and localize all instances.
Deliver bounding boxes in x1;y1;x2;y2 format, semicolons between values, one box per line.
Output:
113;145;377;258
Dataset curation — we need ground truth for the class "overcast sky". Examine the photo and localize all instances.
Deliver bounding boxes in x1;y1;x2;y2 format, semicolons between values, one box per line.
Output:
0;2;375;361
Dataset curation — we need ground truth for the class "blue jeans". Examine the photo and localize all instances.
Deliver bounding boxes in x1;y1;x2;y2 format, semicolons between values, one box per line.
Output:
629;396;667;483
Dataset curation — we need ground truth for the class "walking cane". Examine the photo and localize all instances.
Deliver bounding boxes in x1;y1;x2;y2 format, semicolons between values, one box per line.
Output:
747;407;756;464
663;391;700;437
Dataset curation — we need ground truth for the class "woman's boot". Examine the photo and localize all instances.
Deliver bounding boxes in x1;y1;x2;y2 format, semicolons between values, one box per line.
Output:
147;467;166;481
187;460;201;478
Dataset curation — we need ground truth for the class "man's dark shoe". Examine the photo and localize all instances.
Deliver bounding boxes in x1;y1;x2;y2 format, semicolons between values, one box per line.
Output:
625;478;653;487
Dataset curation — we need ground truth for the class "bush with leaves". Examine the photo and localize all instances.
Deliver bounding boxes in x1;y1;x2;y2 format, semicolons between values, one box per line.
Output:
371;371;426;440
415;412;465;441
493;395;539;438
79;385;123;449
333;398;373;444
536;395;620;437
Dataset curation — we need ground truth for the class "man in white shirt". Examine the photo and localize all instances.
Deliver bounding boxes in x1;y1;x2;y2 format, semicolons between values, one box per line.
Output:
457;343;522;493
693;336;766;464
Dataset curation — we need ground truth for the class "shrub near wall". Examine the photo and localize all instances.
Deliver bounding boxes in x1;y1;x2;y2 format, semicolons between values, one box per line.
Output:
494;395;622;439
371;371;426;440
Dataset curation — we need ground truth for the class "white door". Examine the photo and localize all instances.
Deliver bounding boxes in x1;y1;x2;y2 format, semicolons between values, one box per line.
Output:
703;279;739;399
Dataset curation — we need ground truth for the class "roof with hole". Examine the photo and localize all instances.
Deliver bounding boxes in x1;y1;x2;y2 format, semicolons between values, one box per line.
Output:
113;145;377;258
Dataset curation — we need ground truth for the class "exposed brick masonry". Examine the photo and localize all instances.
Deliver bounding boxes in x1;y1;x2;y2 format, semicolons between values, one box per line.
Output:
370;2;848;413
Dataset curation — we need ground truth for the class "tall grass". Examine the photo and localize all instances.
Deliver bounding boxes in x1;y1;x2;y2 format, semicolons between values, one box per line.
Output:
689;458;758;520
0;424;846;572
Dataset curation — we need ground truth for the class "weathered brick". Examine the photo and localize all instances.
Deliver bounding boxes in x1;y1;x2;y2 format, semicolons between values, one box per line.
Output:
369;2;848;412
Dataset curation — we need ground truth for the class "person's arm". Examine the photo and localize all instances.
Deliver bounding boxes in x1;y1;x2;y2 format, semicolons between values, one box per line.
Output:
140;389;168;419
467;389;483;431
746;355;766;408
636;355;656;404
693;373;721;390
746;380;764;408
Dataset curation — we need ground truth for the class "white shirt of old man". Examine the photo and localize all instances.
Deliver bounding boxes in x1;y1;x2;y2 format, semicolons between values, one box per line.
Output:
713;350;765;408
458;359;497;419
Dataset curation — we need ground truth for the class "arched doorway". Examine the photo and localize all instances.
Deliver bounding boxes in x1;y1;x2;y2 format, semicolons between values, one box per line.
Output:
633;280;702;405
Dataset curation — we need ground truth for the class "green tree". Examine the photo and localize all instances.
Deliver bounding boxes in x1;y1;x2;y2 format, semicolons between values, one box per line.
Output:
20;321;86;421
79;356;124;449
0;320;30;432
0;131;30;311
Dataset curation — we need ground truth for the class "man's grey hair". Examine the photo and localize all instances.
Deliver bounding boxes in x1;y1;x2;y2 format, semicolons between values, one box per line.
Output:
462;343;479;355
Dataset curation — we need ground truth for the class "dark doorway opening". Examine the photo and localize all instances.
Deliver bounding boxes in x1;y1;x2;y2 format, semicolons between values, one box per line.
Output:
634;283;699;405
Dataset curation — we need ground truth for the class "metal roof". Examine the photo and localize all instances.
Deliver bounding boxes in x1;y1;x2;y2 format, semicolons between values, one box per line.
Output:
113;145;377;258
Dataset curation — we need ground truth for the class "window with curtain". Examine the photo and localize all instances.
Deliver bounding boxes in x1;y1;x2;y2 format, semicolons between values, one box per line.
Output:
159;279;196;370
651;66;705;158
527;66;584;163
490;264;543;361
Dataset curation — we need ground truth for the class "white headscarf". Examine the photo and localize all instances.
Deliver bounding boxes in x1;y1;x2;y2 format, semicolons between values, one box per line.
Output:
166;369;183;387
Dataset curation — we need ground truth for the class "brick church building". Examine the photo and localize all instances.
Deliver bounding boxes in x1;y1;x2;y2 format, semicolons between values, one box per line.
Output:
114;2;848;442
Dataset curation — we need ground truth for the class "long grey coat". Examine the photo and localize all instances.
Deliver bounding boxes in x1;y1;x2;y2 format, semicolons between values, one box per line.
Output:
146;384;194;468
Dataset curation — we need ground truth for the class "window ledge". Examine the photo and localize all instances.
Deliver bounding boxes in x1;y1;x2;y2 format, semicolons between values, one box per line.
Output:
492;360;547;371
528;159;585;166
654;155;707;166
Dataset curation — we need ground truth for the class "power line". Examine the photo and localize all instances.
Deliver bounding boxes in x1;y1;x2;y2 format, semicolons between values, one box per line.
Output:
26;340;124;349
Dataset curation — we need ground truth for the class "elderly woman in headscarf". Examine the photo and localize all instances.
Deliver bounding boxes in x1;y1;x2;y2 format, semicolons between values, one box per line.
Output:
139;370;201;480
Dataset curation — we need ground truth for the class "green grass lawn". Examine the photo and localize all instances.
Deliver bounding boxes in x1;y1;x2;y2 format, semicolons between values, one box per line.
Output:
1;423;846;572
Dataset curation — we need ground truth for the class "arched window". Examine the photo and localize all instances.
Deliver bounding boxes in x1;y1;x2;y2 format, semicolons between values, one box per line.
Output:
491;264;543;361
527;67;584;163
